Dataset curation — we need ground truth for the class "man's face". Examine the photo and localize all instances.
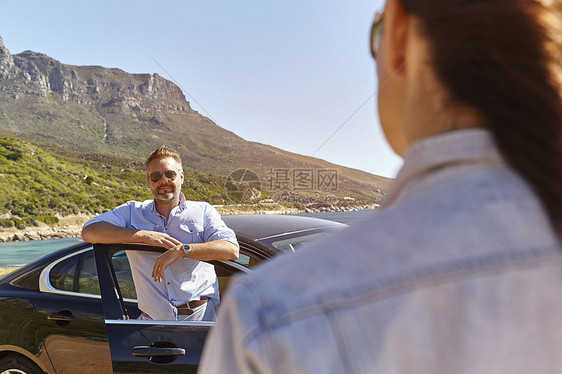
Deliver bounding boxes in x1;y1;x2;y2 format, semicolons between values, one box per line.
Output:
146;157;184;205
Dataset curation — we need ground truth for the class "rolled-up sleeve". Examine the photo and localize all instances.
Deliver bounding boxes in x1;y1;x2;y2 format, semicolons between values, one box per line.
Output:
203;204;239;248
82;202;131;229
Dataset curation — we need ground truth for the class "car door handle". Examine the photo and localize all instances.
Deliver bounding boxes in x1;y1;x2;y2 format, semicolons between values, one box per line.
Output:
47;312;76;322
132;346;186;357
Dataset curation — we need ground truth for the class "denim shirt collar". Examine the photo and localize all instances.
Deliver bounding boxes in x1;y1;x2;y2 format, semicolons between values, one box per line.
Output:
383;129;505;208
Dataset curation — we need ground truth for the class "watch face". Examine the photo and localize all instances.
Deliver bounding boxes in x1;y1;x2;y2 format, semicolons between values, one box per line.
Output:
183;244;191;257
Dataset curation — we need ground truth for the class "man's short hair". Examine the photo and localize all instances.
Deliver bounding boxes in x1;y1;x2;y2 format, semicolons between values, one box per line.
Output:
145;145;182;170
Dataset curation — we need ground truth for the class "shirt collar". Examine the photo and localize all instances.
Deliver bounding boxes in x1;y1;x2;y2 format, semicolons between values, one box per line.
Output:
177;192;187;212
383;128;505;208
149;192;188;216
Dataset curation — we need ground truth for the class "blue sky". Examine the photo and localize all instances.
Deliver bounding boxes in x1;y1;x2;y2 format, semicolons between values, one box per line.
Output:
0;0;401;178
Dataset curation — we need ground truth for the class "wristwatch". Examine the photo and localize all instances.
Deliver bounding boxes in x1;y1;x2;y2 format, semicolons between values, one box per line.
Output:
182;244;191;258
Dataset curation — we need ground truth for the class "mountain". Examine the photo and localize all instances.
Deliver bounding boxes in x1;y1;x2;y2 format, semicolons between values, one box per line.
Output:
0;35;390;205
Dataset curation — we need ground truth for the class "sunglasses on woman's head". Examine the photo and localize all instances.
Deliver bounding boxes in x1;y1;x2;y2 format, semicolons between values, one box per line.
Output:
370;10;384;59
149;170;179;182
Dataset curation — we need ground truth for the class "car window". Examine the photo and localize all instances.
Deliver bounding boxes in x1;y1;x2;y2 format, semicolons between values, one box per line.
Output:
77;250;100;295
234;253;260;268
49;253;78;292
270;232;328;252
49;250;100;296
112;250;136;300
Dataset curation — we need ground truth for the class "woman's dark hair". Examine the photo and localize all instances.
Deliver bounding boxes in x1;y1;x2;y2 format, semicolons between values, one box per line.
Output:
400;0;562;236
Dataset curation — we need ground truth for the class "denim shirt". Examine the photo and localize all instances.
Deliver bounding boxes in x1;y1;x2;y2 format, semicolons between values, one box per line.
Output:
200;129;562;373
83;193;238;320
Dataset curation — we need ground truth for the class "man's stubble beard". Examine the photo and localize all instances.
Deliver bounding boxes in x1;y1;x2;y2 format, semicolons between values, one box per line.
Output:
153;187;181;206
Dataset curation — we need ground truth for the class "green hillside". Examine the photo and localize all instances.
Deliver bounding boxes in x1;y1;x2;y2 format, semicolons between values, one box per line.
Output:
0;136;235;227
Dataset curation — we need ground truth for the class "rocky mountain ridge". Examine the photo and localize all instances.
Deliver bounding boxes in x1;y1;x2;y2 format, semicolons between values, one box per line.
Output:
0;35;390;202
0;36;185;103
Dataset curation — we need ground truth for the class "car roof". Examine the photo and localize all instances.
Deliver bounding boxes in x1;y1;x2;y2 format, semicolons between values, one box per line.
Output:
221;214;346;241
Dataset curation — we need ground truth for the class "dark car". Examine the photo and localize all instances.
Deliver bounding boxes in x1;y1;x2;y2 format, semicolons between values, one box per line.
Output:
0;214;346;374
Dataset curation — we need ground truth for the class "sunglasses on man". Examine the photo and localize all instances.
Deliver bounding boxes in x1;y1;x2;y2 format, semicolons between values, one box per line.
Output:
370;10;384;59
149;170;180;182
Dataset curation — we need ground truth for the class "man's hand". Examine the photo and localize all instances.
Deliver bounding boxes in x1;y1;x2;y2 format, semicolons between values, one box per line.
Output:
152;243;184;282
151;240;239;282
134;230;182;250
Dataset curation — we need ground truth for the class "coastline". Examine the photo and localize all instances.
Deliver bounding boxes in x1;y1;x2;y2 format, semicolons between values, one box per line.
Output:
0;215;90;243
0;267;18;277
0;203;379;243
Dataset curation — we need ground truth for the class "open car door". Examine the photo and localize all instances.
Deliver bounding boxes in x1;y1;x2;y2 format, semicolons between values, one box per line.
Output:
93;243;248;373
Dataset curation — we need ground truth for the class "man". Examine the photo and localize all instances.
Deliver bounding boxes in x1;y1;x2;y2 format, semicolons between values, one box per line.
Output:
81;145;239;321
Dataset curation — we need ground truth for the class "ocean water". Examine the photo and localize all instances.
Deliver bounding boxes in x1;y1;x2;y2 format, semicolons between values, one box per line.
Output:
0;237;83;268
0;210;376;268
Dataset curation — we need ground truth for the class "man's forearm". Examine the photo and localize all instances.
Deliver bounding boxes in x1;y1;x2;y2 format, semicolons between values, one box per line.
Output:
81;222;141;244
188;240;239;261
81;222;182;249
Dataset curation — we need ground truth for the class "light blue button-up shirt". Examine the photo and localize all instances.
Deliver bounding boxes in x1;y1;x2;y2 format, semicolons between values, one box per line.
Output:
84;193;238;320
200;129;562;373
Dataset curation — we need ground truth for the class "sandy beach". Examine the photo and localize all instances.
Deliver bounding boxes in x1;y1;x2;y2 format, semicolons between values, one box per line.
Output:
0;267;18;277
